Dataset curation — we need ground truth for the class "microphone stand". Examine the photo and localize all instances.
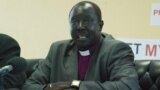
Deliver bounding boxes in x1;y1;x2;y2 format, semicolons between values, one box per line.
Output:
0;69;8;90
0;73;4;90
0;67;11;90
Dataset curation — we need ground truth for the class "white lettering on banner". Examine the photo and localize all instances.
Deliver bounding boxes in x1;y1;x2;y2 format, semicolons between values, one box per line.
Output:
117;38;160;60
151;3;160;26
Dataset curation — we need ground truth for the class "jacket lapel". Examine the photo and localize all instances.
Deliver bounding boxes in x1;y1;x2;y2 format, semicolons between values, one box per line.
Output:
84;37;104;80
64;45;78;80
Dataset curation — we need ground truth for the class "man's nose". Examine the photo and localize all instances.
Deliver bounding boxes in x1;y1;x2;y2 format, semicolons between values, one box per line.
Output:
77;21;85;29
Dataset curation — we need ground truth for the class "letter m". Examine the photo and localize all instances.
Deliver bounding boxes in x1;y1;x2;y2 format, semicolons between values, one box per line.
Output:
146;44;157;56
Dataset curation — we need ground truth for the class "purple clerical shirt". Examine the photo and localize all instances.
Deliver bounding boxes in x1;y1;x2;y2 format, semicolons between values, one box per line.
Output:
78;45;97;80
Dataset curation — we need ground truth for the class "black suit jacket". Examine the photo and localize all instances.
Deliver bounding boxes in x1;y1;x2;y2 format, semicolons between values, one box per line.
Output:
23;33;140;90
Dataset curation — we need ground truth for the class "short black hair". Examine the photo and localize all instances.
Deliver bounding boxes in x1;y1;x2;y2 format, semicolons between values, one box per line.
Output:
69;1;102;21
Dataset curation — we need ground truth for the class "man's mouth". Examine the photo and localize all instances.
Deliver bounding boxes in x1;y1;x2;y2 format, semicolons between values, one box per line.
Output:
75;30;88;40
77;34;87;40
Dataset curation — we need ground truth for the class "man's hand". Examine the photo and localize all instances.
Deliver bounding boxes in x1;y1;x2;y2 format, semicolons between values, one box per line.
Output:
44;80;80;90
64;88;77;90
44;81;71;90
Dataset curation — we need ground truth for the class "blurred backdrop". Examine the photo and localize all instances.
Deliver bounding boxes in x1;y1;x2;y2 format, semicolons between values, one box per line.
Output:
0;0;160;59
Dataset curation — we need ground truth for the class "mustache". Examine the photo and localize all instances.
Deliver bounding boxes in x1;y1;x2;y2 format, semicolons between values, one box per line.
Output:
76;28;88;34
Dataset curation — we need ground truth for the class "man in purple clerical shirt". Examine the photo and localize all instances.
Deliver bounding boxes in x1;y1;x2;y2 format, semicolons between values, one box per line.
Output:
22;1;140;90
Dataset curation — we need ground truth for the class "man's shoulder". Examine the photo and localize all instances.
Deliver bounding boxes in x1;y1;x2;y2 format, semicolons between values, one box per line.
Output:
53;39;71;44
103;37;129;49
50;39;72;48
101;33;126;45
101;32;114;40
101;37;132;58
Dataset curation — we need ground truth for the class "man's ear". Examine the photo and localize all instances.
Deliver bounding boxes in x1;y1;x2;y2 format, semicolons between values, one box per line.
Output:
99;20;104;31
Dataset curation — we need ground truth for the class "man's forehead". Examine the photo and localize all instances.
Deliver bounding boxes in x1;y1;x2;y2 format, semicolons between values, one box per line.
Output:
70;4;97;17
70;9;97;21
73;3;95;12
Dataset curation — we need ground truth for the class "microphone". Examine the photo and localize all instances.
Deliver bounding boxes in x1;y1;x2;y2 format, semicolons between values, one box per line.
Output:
0;56;27;76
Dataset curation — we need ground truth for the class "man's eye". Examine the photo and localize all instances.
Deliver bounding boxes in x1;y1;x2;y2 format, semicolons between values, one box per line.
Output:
71;21;77;26
84;20;89;24
71;20;75;23
71;18;77;23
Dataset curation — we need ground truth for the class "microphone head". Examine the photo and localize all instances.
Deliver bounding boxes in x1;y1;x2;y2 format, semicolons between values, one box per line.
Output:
7;56;27;74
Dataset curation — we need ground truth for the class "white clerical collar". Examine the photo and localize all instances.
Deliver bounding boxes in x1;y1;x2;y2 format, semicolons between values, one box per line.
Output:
79;50;90;56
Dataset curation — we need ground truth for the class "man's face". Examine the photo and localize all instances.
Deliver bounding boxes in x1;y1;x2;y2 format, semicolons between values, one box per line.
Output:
69;4;102;50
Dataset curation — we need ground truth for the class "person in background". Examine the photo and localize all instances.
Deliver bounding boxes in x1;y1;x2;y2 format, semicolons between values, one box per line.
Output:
0;33;26;90
22;1;140;90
